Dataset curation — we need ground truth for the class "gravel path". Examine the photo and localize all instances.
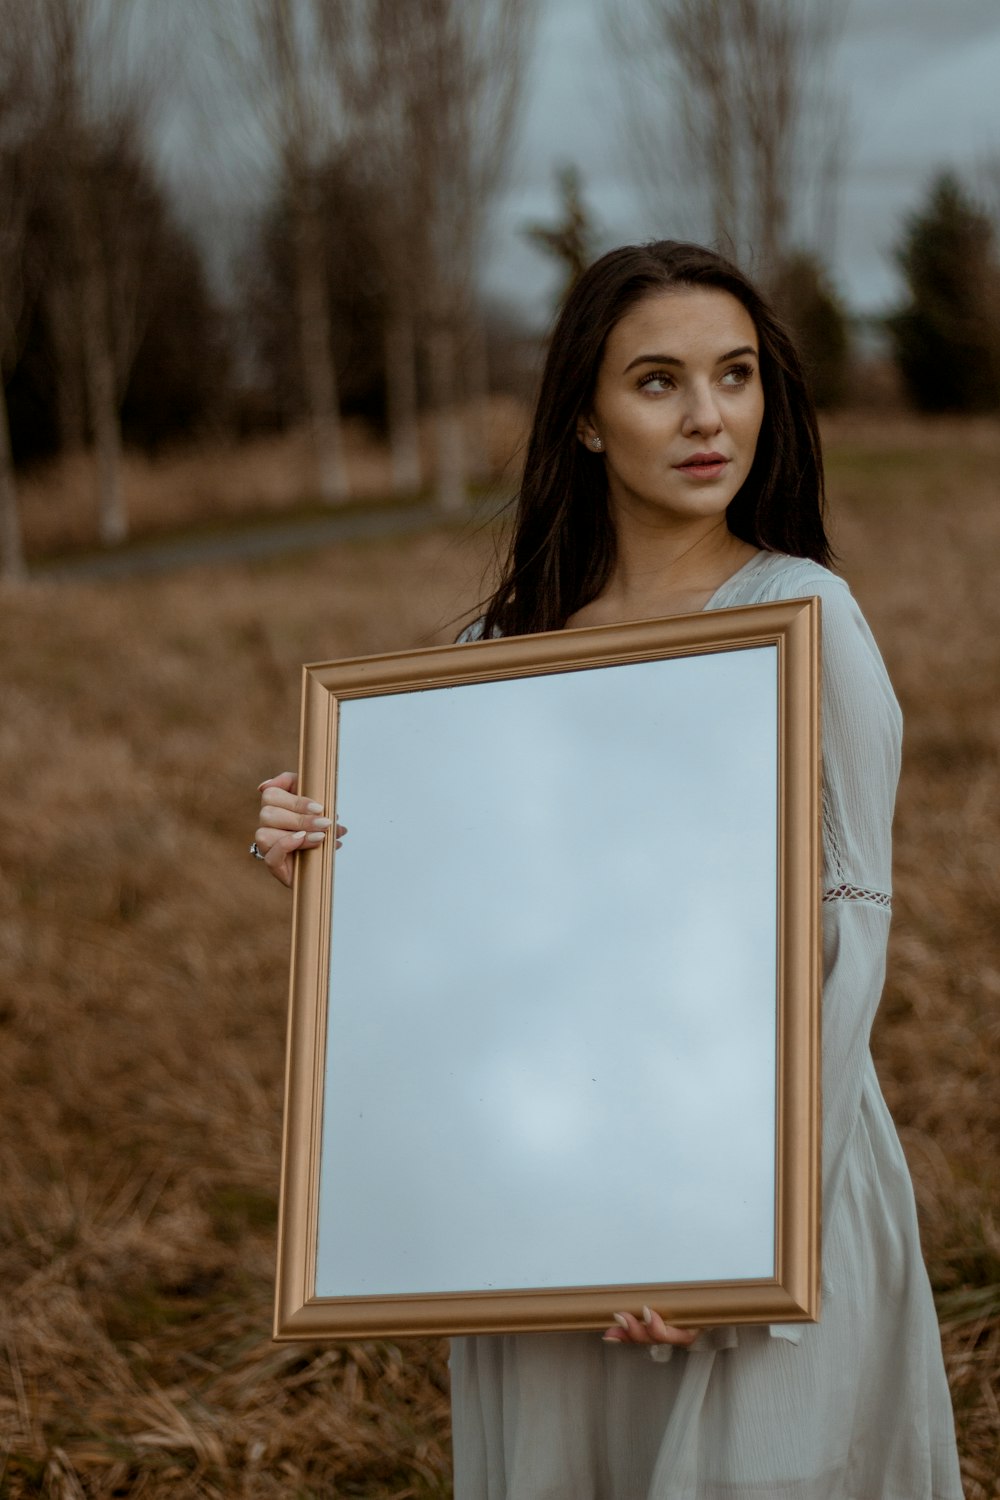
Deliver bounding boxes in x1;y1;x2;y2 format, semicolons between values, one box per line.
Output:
33;500;443;583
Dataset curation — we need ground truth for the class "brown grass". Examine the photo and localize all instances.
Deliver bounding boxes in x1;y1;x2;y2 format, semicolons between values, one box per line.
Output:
1;417;999;1496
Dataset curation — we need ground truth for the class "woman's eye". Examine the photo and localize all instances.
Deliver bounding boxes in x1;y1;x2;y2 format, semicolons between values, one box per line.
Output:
637;371;674;392
721;363;755;387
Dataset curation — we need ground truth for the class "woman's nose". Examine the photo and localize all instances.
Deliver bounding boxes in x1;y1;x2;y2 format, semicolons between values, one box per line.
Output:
680;383;723;437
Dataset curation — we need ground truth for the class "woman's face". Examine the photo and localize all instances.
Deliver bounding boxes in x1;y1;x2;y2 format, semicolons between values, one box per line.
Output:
579;286;765;530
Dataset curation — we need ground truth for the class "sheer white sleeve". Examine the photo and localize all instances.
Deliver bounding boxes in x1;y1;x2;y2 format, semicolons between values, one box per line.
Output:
760;562;904;1303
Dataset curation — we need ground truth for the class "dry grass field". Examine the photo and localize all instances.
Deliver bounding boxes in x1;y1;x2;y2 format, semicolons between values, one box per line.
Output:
1;416;999;1497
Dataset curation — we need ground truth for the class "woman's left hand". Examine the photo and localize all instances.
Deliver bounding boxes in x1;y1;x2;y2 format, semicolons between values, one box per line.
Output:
602;1307;700;1348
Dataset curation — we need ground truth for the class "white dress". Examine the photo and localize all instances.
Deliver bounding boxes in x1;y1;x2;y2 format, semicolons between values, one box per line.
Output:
450;552;965;1500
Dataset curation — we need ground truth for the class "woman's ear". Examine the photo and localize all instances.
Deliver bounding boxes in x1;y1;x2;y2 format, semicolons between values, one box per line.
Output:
576;419;603;453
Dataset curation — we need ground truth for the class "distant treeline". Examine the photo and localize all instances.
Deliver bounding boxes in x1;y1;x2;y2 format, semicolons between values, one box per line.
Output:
1;0;999;578
4;142;514;464
0;0;537;573
6;132;230;465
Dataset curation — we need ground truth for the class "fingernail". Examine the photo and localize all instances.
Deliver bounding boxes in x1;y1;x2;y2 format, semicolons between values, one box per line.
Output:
291;830;306;842
613;1313;629;1331
307;801;324;813
642;1305;653;1325
312;817;333;829
305;832;325;843
602;1332;621;1343
257;779;273;791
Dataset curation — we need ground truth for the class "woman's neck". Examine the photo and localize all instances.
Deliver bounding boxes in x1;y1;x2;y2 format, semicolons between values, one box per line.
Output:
568;516;758;628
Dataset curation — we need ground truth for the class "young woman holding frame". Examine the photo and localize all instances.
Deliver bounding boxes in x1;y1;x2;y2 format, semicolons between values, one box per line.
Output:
252;242;963;1499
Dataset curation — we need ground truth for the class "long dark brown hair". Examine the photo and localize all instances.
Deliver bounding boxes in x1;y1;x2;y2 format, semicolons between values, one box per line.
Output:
481;240;831;639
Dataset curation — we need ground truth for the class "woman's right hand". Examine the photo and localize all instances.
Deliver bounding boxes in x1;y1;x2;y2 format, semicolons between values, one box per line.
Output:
253;771;345;889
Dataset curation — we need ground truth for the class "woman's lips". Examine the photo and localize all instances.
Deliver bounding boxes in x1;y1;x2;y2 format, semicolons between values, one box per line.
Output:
674;452;730;480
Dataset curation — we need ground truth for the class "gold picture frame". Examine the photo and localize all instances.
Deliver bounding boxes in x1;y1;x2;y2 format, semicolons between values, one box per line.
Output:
274;597;821;1340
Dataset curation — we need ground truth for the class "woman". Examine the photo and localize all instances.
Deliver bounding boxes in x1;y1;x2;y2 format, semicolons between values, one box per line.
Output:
252;242;964;1499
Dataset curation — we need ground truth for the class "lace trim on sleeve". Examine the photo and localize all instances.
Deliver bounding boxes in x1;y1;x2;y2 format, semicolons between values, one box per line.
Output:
822;883;891;910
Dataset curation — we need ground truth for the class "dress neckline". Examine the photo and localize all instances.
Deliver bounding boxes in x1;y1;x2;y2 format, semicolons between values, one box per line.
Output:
700;548;771;612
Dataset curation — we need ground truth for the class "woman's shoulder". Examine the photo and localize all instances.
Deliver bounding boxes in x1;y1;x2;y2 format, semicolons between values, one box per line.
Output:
726;552;883;647
728;553;896;694
747;552;890;662
743;551;852;607
753;553;900;729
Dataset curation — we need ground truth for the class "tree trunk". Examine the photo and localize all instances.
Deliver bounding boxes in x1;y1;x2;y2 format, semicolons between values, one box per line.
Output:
0;377;26;582
44;278;87;451
741;0;793;285
82;256;127;546
427;322;466;515
293;178;349;506
710;120;736;250
71;179;127;546
463;314;492;482
384;305;422;494
756;143;786;286
697;4;738;250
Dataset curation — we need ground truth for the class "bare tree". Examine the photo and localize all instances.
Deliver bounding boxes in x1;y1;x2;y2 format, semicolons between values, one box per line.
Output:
330;0;428;495
42;271;87;452
333;0;532;513
734;0;842;276
0;2;40;580
524;165;600;307
40;0;122;545
412;0;533;513
607;0;848;284
35;0;170;546
215;0;351;506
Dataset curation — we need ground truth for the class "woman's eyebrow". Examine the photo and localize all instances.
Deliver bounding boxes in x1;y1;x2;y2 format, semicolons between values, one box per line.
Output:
623;345;758;373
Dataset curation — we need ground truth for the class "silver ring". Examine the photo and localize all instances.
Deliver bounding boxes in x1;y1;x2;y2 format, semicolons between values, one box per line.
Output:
249;841;266;861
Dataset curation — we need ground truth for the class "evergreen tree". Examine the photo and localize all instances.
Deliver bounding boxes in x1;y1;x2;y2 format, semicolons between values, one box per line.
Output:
5;129;231;463
247;159;385;430
772;251;851;410
524;166;598;309
888;172;1000;413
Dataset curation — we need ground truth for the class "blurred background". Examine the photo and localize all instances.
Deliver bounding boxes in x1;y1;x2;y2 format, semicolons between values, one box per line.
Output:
1;1;998;1496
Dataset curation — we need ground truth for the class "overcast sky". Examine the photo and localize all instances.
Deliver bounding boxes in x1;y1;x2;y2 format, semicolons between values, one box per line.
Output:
157;0;1000;326
484;0;1000;320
